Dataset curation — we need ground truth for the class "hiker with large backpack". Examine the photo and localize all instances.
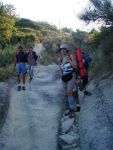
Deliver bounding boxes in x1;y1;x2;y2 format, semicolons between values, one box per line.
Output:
82;51;92;74
74;48;92;96
27;46;38;82
58;43;79;117
14;46;28;91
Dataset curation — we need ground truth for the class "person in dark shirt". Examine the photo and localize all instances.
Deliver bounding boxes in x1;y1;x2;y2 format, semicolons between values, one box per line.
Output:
81;51;92;95
14;46;27;91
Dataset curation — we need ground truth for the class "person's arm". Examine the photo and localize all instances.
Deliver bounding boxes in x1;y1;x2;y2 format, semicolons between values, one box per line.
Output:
14;55;17;71
26;51;30;64
57;57;63;76
68;54;77;69
33;51;38;63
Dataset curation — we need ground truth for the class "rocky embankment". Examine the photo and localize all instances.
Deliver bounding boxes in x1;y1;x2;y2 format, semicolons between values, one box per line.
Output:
79;73;113;150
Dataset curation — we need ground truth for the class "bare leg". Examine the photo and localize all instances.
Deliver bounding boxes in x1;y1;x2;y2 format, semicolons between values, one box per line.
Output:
17;73;21;84
21;73;26;90
73;91;80;105
73;91;80;111
22;73;26;84
17;73;21;91
67;89;75;110
66;89;75;117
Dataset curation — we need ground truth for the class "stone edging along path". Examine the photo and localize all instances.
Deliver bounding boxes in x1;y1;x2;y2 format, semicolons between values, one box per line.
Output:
58;111;80;150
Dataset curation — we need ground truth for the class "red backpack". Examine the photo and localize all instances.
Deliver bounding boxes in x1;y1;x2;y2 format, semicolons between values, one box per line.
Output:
74;49;87;77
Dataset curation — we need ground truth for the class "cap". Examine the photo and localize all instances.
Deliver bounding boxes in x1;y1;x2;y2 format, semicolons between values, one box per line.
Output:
59;43;69;51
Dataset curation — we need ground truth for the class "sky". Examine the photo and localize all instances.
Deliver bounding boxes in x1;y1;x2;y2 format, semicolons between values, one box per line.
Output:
2;0;99;31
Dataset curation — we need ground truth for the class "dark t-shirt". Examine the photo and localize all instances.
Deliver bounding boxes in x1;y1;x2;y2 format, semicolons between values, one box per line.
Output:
16;51;27;63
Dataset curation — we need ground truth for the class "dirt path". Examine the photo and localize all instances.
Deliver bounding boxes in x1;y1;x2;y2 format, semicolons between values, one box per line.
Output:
0;65;64;150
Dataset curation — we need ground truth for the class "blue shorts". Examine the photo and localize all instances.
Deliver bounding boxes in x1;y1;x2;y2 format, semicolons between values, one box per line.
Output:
16;62;27;74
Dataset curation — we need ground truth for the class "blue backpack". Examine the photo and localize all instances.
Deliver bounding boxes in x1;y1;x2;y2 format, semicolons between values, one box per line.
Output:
83;53;92;70
83;54;92;63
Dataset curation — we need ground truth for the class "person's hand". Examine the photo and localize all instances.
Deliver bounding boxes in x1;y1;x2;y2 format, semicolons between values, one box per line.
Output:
13;66;16;72
65;55;71;61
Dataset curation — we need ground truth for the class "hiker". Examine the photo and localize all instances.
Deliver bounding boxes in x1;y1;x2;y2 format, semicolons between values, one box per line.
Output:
82;51;92;75
82;51;92;95
27;46;38;82
14;46;28;91
58;43;78;116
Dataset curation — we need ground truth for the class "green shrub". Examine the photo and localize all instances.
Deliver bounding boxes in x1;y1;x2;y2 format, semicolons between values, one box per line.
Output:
0;67;12;81
0;46;16;67
40;50;54;65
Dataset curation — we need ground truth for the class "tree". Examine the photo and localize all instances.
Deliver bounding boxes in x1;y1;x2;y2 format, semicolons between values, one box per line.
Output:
71;30;89;50
79;0;113;26
15;18;40;30
79;0;113;71
87;28;99;48
0;2;16;50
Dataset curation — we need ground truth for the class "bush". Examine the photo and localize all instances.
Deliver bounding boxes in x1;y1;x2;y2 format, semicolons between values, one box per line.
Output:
0;46;16;81
0;67;12;81
40;50;54;65
0;46;16;67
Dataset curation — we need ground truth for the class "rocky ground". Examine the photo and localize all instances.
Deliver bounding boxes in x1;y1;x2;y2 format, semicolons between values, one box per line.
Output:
0;64;113;150
0;64;65;150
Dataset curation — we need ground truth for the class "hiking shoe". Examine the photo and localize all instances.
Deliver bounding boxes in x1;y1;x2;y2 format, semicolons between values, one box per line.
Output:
22;86;26;90
76;106;80;112
29;77;33;82
64;110;70;116
17;86;21;91
69;110;75;118
84;90;92;96
64;109;75;118
74;106;80;112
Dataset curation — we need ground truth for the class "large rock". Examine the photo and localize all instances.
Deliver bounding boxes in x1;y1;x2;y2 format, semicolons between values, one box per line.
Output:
61;118;74;133
59;133;79;145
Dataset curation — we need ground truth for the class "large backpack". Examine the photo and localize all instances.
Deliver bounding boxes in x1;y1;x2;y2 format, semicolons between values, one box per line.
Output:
33;51;38;61
83;53;92;70
74;49;87;77
83;53;92;63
